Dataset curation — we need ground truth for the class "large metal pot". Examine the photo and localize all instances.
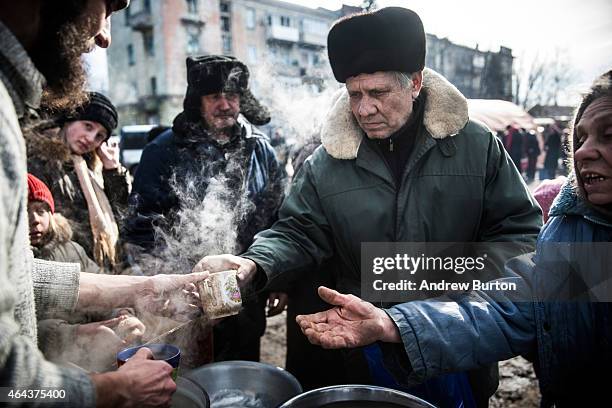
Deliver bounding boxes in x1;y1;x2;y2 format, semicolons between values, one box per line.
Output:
184;361;303;408
279;385;436;408
171;376;210;408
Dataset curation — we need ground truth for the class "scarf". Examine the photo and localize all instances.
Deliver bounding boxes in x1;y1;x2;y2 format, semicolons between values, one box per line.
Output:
71;155;119;267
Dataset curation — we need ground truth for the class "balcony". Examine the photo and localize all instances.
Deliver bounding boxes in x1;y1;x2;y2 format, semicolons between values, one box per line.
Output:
129;10;153;31
300;31;327;47
267;25;299;43
181;14;205;27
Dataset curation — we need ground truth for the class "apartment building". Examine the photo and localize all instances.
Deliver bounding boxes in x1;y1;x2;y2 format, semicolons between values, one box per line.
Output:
108;1;513;126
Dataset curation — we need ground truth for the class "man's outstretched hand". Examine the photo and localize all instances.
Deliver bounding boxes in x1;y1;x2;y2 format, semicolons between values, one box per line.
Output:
296;286;401;348
192;254;257;287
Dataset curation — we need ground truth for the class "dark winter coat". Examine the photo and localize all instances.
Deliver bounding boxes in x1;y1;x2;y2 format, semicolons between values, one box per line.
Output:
124;115;285;256
383;181;612;407
123;114;285;363
244;69;541;295
525;132;541;157
242;68;542;402
25;127;131;271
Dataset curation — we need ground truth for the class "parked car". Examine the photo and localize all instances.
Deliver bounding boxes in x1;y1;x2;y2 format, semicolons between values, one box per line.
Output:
119;124;158;174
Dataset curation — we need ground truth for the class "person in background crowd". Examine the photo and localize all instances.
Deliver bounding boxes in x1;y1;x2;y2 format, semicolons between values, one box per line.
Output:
26;91;130;272
146;125;170;143
504;124;524;173
533;176;568;223
0;1;208;406
542;123;563;179
296;69;612;408
124;55;287;366
524;128;541;182
194;8;542;407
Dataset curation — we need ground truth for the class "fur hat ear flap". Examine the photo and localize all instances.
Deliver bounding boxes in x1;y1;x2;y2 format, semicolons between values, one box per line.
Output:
240;89;271;126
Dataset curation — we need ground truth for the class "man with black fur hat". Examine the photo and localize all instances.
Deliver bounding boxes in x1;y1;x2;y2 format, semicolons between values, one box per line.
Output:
194;7;542;406
124;55;287;364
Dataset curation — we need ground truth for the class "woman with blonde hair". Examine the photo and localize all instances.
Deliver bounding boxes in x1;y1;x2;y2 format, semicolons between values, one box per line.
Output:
26;92;130;272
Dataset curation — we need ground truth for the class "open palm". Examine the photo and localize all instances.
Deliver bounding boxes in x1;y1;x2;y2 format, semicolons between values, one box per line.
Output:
296;286;391;349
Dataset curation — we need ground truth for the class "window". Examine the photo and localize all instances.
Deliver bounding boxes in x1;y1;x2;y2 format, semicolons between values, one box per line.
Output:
435;53;442;69
280;16;291;27
302;18;326;34
220;1;230;13
280;46;291;65
247;45;257;63
144;0;151;13
473;54;486;68
143;30;155;57
186;0;198;14
150;77;157;95
221;16;231;32
186;31;200;54
222;34;232;53
127;44;135;66
246;8;256;30
267;15;272;26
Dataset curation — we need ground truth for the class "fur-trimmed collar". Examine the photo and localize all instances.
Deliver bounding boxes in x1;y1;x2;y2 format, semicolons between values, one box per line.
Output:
24;124;73;165
320;68;468;160
549;175;612;227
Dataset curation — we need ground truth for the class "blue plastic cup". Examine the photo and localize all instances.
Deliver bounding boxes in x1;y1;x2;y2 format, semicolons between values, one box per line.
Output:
117;344;180;380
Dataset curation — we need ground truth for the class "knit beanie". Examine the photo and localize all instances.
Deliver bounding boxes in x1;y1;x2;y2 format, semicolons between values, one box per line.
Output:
27;173;55;213
59;92;118;137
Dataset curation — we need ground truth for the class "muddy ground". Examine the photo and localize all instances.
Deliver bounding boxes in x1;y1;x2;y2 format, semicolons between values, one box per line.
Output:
261;312;540;407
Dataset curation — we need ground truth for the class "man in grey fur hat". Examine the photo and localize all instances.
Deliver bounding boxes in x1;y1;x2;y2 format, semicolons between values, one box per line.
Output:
125;55;287;364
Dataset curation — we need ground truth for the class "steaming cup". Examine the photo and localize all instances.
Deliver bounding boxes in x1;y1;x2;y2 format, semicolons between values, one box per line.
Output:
198;270;242;320
117;343;180;380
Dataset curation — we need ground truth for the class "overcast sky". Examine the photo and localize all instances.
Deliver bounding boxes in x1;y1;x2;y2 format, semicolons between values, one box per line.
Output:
288;0;612;98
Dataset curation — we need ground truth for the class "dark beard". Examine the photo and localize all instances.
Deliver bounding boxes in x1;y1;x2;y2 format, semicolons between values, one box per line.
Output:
30;0;92;113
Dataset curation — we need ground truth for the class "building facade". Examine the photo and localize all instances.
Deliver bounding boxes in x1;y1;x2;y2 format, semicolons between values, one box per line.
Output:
108;1;513;127
426;34;514;101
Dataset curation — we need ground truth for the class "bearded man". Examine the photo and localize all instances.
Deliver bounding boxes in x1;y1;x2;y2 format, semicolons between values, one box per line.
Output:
124;55;287;364
0;1;208;407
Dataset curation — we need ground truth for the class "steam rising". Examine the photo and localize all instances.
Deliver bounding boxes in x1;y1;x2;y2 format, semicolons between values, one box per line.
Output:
251;57;340;150
73;48;345;370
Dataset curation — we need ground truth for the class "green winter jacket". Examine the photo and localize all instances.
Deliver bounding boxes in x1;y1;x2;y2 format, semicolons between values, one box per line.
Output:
243;68;542;404
243;69;542;294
